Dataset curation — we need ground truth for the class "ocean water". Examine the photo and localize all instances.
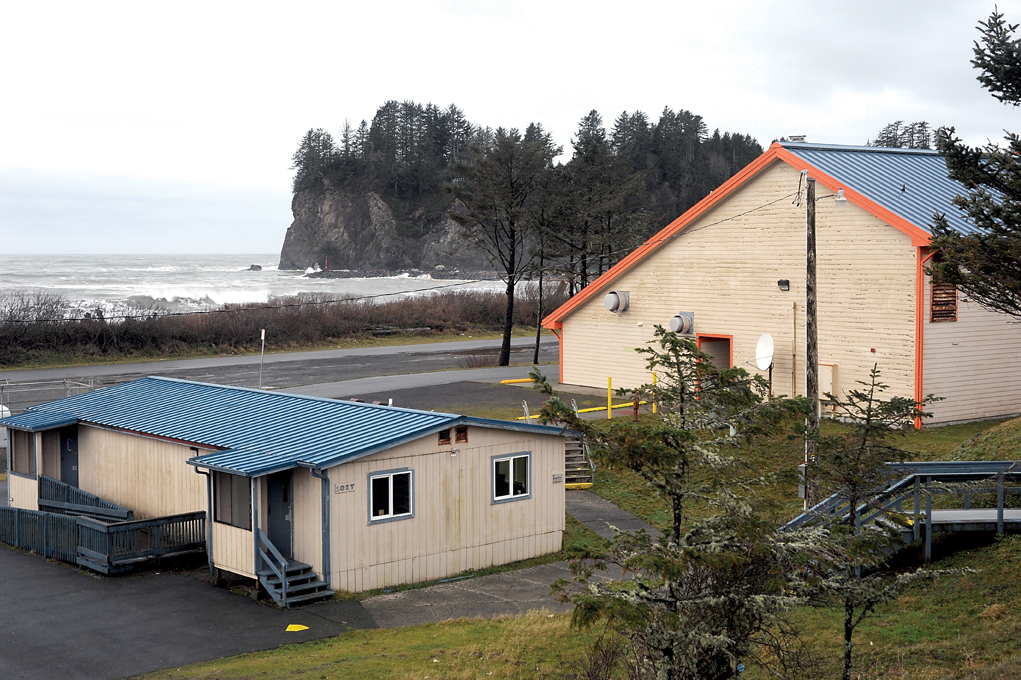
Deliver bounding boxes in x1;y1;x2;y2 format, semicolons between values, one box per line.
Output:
0;254;502;317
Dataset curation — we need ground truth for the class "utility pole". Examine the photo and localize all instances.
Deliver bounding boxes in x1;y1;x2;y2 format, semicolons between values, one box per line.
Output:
259;329;266;389
805;177;821;506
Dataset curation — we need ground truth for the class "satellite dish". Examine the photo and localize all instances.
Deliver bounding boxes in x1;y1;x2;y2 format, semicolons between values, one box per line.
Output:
755;334;774;371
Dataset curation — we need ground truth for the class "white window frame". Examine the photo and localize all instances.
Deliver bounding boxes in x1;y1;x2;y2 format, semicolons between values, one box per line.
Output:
491;452;531;504
367;468;415;524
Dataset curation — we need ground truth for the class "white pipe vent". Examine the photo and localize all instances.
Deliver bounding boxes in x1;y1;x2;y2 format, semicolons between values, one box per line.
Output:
604;291;630;313
669;312;694;334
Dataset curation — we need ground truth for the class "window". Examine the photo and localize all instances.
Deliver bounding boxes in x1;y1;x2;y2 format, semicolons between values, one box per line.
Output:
438;429;451;445
492;453;530;503
10;429;35;478
368;469;414;522
455;425;468;443
214;472;252;530
931;281;958;322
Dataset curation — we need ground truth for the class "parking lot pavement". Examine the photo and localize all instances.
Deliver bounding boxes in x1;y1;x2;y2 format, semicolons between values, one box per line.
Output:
0;546;374;680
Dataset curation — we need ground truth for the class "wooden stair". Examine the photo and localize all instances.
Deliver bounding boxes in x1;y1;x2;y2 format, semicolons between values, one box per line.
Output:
258;559;334;607
565;437;594;489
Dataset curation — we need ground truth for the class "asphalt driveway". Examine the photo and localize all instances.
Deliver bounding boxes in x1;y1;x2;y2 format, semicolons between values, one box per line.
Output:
0;546;374;680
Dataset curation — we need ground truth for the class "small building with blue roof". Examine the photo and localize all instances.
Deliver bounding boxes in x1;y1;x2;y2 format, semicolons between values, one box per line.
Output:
2;377;569;600
544;141;1021;427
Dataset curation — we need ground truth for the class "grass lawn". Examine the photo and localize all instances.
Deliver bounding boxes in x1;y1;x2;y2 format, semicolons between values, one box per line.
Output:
139;609;602;680
0;473;6;482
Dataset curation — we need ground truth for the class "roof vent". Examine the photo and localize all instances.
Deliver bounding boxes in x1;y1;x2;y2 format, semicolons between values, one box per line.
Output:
788;135;806;143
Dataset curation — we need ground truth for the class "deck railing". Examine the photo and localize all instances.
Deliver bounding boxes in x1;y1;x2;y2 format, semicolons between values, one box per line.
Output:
0;506;205;574
76;512;206;573
38;475;133;522
0;507;78;562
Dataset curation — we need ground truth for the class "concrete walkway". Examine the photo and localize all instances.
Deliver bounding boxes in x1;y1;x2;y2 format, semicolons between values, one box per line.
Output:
566;489;662;540
0;479;7;507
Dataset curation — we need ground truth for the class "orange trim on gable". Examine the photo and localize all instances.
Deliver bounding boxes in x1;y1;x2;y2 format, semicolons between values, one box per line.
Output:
543;142;935;330
550;328;563;384
772;147;932;247
542;145;789;329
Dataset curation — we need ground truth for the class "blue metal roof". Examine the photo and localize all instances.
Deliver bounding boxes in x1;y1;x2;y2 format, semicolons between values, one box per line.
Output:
781;142;976;236
0;410;80;432
2;377;564;476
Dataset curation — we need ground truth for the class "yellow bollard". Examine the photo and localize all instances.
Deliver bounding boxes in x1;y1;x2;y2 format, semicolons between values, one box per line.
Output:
608;377;613;420
652;372;657;414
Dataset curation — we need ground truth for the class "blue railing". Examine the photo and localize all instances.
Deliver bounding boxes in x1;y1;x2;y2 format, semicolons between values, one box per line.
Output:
783;460;1021;561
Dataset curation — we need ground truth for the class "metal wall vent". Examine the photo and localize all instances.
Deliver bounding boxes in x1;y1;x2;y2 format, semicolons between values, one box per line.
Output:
669;312;694;334
604;291;630;313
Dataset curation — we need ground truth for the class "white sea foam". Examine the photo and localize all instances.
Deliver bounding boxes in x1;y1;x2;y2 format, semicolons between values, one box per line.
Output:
0;253;502;316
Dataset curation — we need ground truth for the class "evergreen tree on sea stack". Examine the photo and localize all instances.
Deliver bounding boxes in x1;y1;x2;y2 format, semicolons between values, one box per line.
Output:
931;9;1021;317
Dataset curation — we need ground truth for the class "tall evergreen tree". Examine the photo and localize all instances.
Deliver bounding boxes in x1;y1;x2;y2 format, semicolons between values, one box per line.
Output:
930;9;1021;319
447;127;560;365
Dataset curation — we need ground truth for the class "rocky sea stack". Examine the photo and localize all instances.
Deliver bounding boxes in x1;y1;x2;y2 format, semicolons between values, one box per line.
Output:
278;181;488;273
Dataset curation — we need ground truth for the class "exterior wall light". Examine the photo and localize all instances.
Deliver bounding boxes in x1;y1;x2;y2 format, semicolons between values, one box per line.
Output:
835;187;848;209
778;279;790;291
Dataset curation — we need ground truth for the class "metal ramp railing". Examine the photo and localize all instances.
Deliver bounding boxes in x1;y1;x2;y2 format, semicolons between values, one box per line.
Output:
38;475;133;522
783;461;1021;561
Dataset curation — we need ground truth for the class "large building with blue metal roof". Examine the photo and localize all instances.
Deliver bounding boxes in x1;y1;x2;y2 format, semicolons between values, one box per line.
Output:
2;378;570;602
544;141;1021;427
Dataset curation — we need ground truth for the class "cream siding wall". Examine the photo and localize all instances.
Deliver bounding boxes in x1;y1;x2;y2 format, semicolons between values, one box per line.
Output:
212;522;255;578
326;426;565;593
291;468;324;577
561;161;918;403
77;426;206;519
923;276;1021;424
8;472;38;510
6;430;39;510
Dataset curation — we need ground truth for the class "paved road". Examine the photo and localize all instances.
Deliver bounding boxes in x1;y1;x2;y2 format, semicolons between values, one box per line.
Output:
0;545;375;680
0;337;558;412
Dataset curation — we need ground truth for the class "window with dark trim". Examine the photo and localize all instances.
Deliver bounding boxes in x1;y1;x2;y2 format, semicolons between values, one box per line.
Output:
492;453;530;502
455;425;468;443
214;472;252;530
369;469;414;522
438;429;451;445
10;429;35;477
931;281;958;322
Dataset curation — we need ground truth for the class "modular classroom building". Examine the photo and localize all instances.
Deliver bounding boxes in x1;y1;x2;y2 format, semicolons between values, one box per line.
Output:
543;141;1021;427
2;377;567;602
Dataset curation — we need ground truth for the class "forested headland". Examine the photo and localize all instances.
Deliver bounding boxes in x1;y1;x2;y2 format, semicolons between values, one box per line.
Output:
284;101;763;290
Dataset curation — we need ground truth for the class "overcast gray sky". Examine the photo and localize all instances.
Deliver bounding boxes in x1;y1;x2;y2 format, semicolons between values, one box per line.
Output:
2;0;1018;254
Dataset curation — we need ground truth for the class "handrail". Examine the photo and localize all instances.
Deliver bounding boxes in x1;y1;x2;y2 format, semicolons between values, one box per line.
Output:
256;529;288;604
38;475;133;521
783;460;1021;562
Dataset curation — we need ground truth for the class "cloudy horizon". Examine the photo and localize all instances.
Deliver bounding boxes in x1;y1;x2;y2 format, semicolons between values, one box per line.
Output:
2;0;1018;254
